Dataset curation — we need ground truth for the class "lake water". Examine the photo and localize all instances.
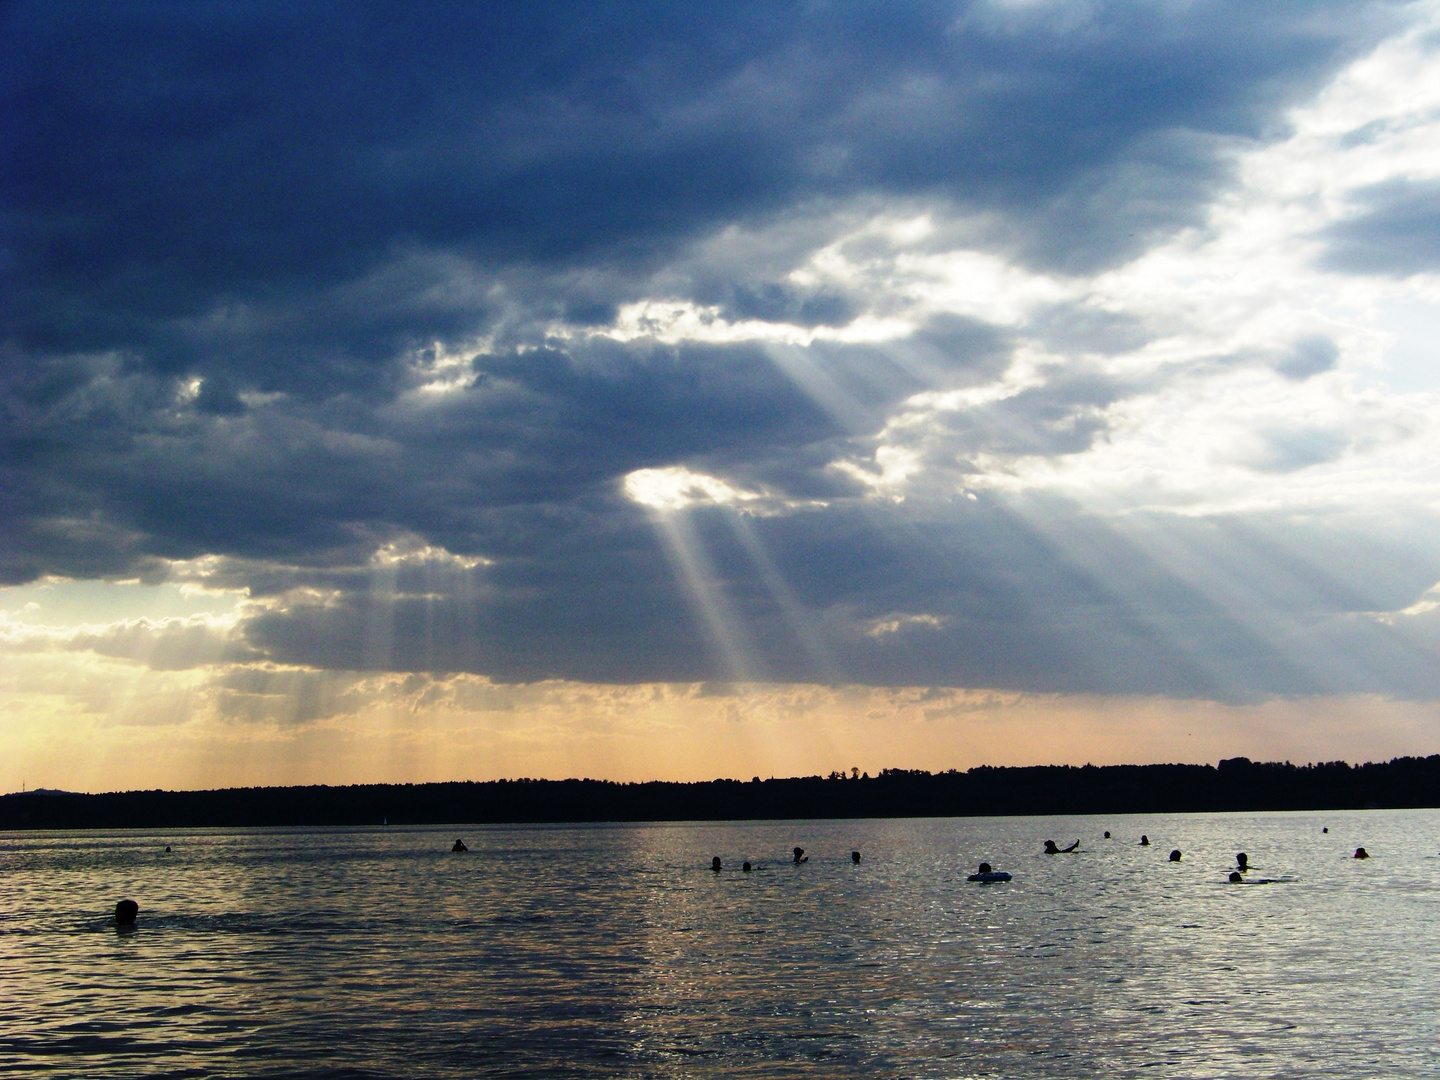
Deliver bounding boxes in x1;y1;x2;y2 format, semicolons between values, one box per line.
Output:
1;811;1436;1078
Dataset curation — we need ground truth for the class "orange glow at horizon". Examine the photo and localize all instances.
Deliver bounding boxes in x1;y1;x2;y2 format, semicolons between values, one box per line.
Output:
3;658;1438;793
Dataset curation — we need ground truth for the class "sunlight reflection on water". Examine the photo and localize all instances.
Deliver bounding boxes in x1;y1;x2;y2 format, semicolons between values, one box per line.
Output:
1;811;1437;1078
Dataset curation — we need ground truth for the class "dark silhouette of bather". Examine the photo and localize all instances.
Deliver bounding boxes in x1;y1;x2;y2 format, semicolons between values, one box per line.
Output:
1354;847;1369;859
742;861;752;872
451;839;468;852
1322;827;1329;833
711;856;722;872
967;861;1012;883
1229;871;1244;883
851;850;861;864
1169;849;1182;862
1043;839;1079;854
115;899;138;926
1103;831;1111;839
1236;853;1248;871
164;845;171;853
1139;835;1150;846
793;847;808;864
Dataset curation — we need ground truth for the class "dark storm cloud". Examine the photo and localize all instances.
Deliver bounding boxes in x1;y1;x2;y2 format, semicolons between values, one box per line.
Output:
1319;178;1440;276
3;0;1392;368
232;497;1440;700
0;1;1419;697
0;334;849;579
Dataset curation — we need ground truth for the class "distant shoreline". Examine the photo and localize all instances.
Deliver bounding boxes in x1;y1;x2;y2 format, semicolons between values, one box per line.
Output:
3;756;1438;831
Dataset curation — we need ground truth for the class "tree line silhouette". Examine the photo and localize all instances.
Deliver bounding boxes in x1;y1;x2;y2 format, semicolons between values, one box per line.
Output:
2;755;1437;830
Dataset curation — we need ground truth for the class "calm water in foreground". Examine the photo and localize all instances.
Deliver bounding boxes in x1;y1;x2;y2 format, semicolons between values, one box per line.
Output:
1;811;1437;1078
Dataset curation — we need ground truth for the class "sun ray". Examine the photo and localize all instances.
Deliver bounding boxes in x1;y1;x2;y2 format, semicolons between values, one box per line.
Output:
650;510;761;683
724;512;845;684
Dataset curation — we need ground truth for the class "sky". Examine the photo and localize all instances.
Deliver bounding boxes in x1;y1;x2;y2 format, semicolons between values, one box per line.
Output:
5;0;1440;792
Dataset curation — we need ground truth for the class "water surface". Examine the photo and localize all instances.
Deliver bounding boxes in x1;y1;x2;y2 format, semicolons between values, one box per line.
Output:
2;811;1436;1077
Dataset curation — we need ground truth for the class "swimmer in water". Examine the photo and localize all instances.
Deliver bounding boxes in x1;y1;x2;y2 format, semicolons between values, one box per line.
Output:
742;861;752;872
792;847;808;864
1229;871;1244;883
711;857;722;872
1043;839;1080;854
1236;852;1248;872
1103;831;1111;839
451;839;468;852
1354;847;1370;859
851;850;861;864
1169;849;1182;862
1139;835;1150;846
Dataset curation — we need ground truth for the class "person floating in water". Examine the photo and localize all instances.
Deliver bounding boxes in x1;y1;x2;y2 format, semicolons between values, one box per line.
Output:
711;856;722;872
1139;835;1150;846
451;839;468;852
1322;826;1328;833
1169;849;1182;862
793;847;808;864
1229;871;1244;883
742;861;752;872
1354;847;1370;859
851;850;861;864
1043;839;1080;854
115;899;138;926
1236;853;1248;872
1103;831;1111;839
967;861;1012;883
